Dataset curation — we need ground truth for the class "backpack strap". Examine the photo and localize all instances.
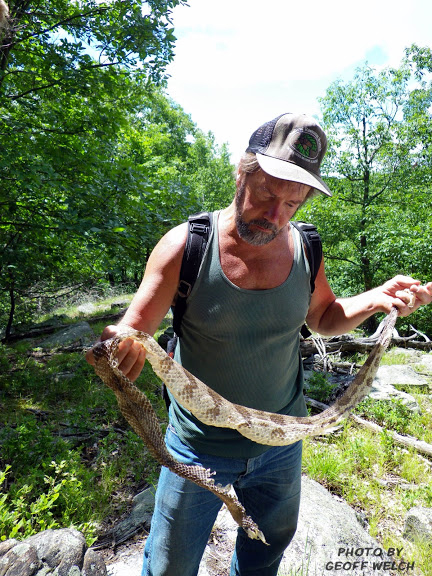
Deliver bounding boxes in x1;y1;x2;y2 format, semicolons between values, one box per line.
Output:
291;221;322;294
172;211;213;337
172;217;319;338
291;221;322;339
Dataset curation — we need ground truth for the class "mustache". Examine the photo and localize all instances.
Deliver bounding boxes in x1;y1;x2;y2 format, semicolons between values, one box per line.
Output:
248;219;278;233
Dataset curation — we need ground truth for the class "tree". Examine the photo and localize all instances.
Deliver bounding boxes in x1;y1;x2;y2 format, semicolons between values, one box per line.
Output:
0;0;186;336
299;46;432;332
0;2;236;337
186;133;236;212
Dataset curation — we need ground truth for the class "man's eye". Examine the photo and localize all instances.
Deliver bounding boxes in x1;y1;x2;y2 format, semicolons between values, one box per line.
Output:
258;189;272;199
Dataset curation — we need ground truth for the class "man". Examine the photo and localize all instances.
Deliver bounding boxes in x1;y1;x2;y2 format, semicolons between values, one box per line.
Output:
87;113;432;576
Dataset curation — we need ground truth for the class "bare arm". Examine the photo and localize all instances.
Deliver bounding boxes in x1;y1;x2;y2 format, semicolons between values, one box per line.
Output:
306;259;432;336
86;223;188;380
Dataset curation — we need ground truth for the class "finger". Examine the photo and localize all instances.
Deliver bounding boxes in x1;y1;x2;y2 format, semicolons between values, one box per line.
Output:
115;337;137;365
117;340;146;379
395;289;416;308
389;275;420;289
86;324;124;367
410;284;432;307
85;347;96;366
86;324;119;366
101;324;121;341
124;347;147;382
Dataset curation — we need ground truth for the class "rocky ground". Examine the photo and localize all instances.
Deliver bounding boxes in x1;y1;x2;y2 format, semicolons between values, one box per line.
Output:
100;474;431;576
3;320;432;576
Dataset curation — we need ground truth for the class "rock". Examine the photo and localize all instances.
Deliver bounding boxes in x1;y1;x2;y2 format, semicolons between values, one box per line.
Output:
0;541;41;576
196;476;393;576
0;529;107;576
104;549;143;576
26;528;86;575
403;506;432;543
280;477;392;575
385;347;425;363
77;303;98;315
110;488;155;546
0;539;19;556
110;300;130;310
370;366;423;412
374;365;428;387
416;353;432;374
38;322;95;349
95;488;155;550
369;381;420;412
83;549;108;576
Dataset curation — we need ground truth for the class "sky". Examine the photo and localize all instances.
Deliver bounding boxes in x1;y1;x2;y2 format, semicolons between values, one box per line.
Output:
165;0;432;162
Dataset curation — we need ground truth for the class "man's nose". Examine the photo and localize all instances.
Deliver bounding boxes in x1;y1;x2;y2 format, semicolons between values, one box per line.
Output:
264;200;283;223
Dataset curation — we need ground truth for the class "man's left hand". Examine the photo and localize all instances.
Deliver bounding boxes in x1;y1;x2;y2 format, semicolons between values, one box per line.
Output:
382;275;432;316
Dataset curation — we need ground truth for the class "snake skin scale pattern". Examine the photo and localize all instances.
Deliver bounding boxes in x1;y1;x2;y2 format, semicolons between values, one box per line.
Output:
91;306;398;544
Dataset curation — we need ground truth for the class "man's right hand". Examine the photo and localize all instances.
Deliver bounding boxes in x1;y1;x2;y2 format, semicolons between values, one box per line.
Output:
85;324;147;382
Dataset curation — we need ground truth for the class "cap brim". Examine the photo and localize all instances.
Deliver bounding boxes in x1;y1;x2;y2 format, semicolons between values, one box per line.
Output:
256;153;332;197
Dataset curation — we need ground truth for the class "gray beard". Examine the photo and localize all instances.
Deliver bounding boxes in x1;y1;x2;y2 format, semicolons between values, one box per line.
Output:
235;216;279;245
234;181;280;246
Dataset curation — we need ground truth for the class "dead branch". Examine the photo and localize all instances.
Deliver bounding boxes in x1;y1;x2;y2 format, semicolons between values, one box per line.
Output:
304;396;432;458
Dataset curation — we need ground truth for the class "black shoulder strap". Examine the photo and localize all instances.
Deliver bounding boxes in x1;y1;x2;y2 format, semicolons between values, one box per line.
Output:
172;217;320;337
173;212;213;337
291;221;322;294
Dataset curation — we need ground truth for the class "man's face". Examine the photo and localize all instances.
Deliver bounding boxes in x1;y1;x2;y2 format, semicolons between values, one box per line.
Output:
235;169;311;246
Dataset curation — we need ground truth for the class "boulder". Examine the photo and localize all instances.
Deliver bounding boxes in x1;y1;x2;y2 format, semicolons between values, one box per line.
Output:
38;322;95;349
197;476;394;576
370;365;423;412
403;506;432;543
0;529;107;576
0;541;41;576
280;477;393;576
26;528;86;575
373;364;428;387
415;352;432;373
97;488;155;548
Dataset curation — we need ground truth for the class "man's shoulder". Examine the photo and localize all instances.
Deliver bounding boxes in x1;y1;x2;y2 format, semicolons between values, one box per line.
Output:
159;222;188;252
148;223;188;272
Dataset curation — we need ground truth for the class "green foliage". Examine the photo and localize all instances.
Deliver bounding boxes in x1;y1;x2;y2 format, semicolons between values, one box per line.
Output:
0;419;99;541
303;444;347;490
354;398;415;435
0;1;235;335
298;44;432;334
303;417;432;575
0;328;167;543
305;371;337;403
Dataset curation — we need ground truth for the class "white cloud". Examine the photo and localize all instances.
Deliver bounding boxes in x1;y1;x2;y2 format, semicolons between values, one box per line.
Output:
166;0;432;161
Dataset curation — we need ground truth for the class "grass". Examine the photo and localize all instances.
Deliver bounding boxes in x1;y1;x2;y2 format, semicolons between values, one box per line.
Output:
303;367;432;576
2;295;432;575
0;298;168;544
36;290;134;324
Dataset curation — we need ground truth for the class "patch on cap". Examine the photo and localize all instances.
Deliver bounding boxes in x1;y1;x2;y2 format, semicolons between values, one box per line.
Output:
287;128;322;164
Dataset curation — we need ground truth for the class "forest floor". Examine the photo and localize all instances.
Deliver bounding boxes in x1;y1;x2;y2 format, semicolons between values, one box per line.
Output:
2;295;432;575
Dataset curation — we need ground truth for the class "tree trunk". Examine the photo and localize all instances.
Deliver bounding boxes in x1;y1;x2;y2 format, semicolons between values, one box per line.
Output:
5;283;15;341
360;118;376;334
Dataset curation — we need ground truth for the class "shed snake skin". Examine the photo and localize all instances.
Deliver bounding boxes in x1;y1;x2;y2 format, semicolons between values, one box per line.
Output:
91;306;401;544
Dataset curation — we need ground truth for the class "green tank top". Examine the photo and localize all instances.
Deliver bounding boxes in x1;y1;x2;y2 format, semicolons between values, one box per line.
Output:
169;212;311;458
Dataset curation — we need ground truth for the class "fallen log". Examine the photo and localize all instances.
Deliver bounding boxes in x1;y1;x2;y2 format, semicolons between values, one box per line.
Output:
305;396;432;458
300;335;432;356
349;413;432;458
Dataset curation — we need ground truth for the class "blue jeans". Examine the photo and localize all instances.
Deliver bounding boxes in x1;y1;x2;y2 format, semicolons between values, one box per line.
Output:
142;425;302;576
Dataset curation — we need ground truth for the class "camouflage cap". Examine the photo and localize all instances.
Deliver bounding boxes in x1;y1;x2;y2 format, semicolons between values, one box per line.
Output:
246;113;332;196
